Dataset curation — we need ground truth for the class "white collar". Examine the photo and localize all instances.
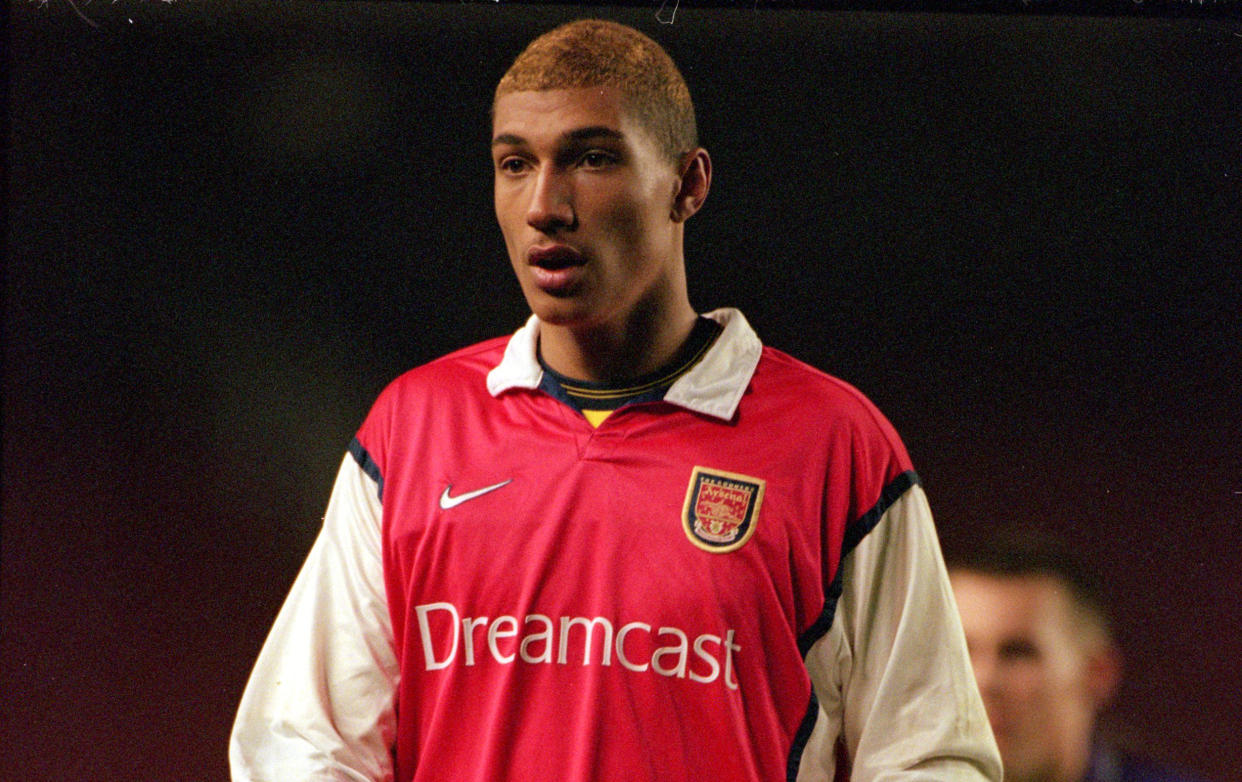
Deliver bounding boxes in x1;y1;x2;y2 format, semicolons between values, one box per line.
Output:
485;308;762;421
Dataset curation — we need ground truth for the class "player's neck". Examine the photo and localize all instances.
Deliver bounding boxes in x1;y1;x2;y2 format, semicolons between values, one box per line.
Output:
539;295;699;384
1010;739;1093;782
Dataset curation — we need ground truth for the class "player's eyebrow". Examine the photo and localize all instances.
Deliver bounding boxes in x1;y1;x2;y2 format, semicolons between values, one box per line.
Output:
491;126;626;148
564;126;625;143
491;133;527;148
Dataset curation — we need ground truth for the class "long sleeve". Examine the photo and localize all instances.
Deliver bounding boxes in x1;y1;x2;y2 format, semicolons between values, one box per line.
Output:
230;452;399;782
800;483;1002;781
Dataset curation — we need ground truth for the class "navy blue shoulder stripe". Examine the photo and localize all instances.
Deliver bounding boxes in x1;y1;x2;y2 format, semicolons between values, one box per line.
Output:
796;469;920;658
843;469;920;558
786;691;820;781
348;437;384;501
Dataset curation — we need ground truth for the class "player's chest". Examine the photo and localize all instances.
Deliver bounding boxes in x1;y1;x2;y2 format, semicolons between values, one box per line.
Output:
380;411;829;625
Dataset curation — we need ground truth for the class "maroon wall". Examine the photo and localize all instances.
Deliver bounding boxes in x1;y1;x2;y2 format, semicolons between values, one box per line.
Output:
6;3;1239;780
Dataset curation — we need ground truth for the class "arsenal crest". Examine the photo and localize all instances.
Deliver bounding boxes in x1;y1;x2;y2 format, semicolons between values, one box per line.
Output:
682;467;765;553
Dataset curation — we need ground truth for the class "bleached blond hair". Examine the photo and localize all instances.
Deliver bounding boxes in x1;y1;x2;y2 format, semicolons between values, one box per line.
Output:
495;19;698;162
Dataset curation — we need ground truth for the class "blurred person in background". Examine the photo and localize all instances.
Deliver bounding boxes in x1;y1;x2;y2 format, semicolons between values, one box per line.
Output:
948;529;1210;782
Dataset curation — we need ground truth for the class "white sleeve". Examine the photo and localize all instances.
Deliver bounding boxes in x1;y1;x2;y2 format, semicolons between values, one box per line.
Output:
800;483;1002;781
230;452;398;782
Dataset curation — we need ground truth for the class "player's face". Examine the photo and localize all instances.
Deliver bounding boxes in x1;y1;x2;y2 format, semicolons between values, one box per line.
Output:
491;87;685;331
950;572;1106;782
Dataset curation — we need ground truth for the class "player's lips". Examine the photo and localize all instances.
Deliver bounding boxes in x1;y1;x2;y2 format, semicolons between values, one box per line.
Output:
526;244;587;294
528;244;585;269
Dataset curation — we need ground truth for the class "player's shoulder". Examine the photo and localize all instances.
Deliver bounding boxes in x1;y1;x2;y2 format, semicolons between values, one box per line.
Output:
1092;746;1214;782
1116;753;1213;782
756;346;892;421
751;345;912;465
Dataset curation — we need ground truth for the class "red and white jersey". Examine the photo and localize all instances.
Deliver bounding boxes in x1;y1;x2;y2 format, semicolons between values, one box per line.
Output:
230;309;1000;782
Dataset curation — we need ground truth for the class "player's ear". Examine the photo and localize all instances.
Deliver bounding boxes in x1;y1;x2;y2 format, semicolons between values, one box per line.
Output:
1084;641;1123;709
671;148;711;223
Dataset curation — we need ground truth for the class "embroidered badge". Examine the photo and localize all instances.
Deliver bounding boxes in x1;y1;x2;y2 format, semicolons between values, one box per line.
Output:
682;466;765;553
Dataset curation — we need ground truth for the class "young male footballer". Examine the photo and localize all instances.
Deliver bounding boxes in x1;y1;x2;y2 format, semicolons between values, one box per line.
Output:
231;19;1001;782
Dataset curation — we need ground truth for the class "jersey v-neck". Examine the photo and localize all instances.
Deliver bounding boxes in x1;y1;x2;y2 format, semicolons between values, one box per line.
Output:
538;316;724;427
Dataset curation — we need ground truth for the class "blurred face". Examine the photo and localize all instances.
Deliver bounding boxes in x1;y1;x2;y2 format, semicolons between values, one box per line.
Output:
491;87;686;331
950;572;1113;782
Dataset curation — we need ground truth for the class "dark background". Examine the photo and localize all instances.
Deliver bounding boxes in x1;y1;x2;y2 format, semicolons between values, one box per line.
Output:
5;1;1239;780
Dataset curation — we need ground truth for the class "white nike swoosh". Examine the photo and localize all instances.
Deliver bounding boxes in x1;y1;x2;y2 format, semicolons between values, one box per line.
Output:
439;480;512;510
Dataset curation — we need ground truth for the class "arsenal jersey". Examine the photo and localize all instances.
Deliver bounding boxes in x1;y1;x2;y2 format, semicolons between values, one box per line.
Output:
230;309;1000;782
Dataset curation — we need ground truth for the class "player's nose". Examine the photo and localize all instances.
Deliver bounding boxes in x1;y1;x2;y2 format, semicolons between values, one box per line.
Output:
525;168;574;232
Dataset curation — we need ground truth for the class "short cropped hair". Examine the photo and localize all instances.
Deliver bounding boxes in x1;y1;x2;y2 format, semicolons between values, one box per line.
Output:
945;526;1114;642
494;19;697;162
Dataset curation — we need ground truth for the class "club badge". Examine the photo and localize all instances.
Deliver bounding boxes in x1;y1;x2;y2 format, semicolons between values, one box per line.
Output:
682;466;764;553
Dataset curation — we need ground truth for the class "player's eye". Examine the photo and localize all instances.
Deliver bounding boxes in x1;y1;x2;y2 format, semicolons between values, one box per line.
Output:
579;150;617;169
998;640;1040;661
497;156;529;174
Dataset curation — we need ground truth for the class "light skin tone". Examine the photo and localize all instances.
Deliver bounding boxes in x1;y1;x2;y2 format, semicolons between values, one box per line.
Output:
950;571;1121;782
491;86;711;382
